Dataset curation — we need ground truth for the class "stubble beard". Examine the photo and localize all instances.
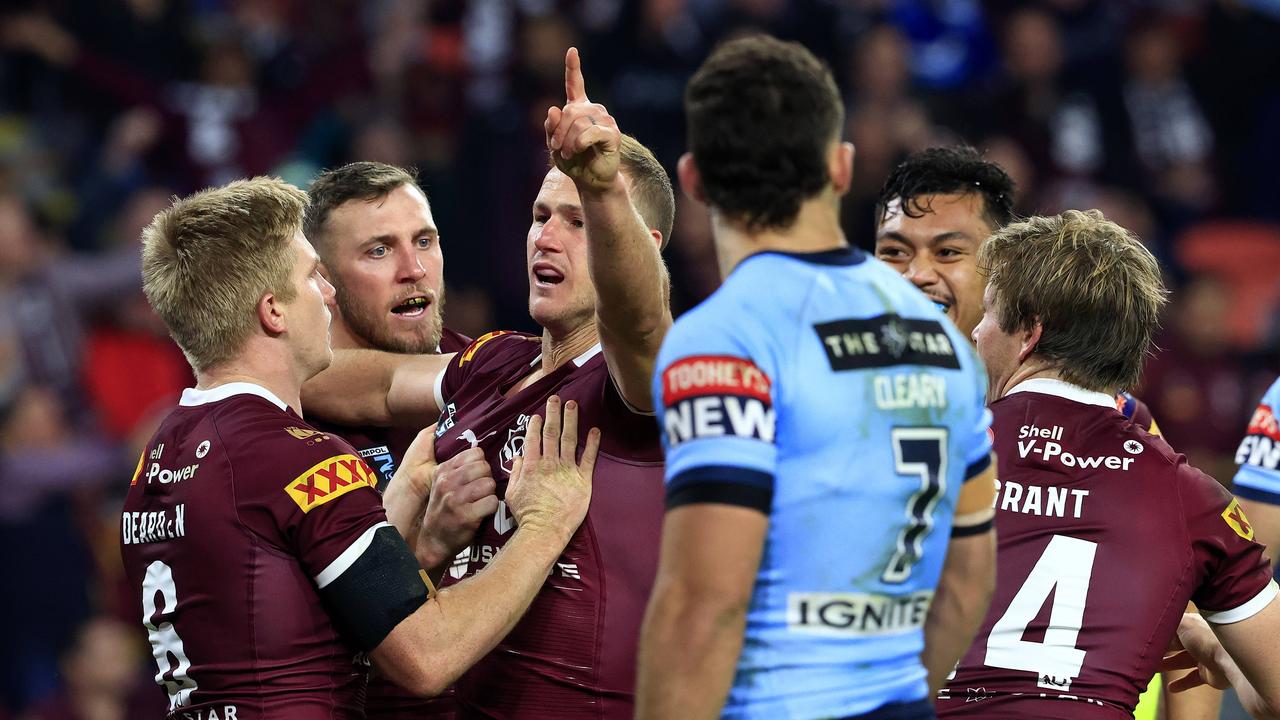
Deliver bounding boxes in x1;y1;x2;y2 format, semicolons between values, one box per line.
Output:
333;276;445;354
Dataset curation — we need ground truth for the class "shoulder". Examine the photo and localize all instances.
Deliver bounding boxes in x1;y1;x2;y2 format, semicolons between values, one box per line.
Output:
211;401;374;505
438;326;473;354
452;330;539;371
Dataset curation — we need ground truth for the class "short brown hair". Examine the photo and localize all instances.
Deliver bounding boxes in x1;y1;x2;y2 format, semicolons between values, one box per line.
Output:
619;134;675;248
685;34;843;231
142;177;308;372
304;162;421;259
979;209;1168;393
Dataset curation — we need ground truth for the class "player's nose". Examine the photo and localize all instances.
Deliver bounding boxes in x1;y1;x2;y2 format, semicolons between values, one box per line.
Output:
320;274;337;306
397;252;427;283
904;258;941;288
533;221;565;254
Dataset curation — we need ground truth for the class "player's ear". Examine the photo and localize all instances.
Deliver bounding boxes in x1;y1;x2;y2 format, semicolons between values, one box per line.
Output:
677;152;707;205
829;141;855;196
1018;320;1043;362
648;228;665;251
258;291;287;336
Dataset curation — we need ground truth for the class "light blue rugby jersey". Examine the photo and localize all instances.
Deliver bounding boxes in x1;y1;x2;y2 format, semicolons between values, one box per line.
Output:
1234;376;1280;504
652;246;992;720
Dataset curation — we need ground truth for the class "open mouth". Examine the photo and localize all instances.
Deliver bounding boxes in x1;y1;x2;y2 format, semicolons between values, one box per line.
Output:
391;296;430;317
927;296;952;313
533;263;565;287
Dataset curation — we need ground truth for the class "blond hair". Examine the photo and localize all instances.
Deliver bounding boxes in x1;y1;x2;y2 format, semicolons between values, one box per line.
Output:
979;209;1168;393
142;177;309;372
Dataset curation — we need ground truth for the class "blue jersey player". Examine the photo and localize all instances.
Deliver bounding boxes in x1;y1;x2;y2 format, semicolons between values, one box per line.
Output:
635;36;997;720
1234;376;1280;566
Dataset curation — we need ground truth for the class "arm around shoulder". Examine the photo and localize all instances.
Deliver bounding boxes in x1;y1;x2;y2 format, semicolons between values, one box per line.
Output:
301;350;451;427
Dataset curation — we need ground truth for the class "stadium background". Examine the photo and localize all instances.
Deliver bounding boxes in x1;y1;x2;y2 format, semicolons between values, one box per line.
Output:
1;0;1278;717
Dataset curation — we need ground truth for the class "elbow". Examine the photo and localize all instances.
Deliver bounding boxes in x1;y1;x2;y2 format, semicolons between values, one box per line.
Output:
401;655;449;698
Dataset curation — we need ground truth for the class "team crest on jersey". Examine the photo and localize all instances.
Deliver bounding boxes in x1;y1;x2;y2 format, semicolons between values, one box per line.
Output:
285;454;378;513
284;426;330;446
499;414;532;474
458;331;514;367
1222;498;1255;541
660;355;775;447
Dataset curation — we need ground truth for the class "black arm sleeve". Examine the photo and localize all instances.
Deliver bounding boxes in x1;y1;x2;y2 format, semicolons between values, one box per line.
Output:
319;525;430;652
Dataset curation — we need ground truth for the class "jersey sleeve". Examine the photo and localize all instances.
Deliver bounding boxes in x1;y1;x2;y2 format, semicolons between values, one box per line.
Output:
435;330;522;408
1181;465;1278;623
652;314;779;514
962;348;994;481
227;416;391;582
1232;377;1280;505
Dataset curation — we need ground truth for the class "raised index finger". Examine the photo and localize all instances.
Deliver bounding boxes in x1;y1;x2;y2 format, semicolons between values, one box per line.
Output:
565;47;588;103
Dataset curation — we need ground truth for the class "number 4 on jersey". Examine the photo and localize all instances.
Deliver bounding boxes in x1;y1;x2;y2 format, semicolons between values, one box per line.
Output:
984;535;1098;692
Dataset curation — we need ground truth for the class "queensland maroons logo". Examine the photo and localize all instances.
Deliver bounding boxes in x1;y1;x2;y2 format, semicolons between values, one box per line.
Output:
499;414;532;474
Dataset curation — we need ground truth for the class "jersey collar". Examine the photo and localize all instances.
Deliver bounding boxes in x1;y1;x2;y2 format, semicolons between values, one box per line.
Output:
1005;378;1114;408
528;342;603;368
180;382;289;411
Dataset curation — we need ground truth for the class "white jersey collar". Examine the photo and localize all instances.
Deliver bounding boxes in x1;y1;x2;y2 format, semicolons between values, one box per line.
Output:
529;342;604;369
180;381;289;412
1006;378;1114;408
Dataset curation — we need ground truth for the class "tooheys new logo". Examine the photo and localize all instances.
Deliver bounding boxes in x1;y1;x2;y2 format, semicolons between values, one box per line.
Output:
661;355;775;446
1237;403;1280;470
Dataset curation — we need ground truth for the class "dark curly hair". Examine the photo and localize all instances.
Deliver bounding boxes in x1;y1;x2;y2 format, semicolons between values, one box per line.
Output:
684;35;843;232
875;146;1016;231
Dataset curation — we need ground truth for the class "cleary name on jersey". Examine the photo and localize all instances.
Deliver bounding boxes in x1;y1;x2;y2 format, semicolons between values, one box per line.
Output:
1234;376;1280;505
120;383;428;720
431;331;664;719
653;247;993;720
939;379;1277;719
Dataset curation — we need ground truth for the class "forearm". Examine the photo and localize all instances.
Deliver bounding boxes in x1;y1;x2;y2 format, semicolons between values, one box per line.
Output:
580;179;671;346
1163;670;1223;720
922;532;996;696
417;525;568;684
303;349;397;425
636;587;746;720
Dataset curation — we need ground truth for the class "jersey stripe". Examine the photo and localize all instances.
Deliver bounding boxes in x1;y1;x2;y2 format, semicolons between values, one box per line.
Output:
315;521;393;589
1201;579;1278;625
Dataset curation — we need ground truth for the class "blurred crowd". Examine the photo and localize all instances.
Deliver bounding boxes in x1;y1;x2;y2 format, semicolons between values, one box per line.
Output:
2;0;1279;717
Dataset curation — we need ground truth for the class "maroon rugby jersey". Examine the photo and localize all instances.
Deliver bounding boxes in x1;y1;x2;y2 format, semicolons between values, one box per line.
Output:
308;326;469;720
939;378;1277;719
120;382;390;720
311;326;471;488
432;331;665;719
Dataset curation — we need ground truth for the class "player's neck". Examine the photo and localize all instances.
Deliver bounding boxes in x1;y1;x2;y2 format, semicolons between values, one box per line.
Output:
711;196;848;279
194;343;305;416
327;316;371;351
539;320;599;374
997;362;1068;400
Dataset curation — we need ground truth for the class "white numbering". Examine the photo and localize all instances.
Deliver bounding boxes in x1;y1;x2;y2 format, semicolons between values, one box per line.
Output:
142;560;198;708
984;535;1098;691
882;427;949;583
